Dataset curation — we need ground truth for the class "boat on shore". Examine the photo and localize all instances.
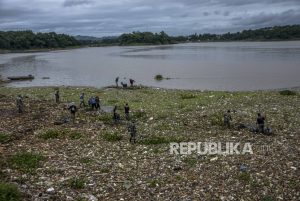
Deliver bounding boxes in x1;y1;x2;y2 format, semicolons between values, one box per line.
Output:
7;74;34;81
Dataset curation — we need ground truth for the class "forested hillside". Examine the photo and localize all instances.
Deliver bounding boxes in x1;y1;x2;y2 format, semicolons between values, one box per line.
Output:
0;30;80;50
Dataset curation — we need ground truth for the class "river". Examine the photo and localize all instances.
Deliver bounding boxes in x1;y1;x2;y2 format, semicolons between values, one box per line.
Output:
1;41;300;91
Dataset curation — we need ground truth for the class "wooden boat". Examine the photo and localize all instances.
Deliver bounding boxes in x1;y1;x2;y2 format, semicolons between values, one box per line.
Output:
7;74;34;81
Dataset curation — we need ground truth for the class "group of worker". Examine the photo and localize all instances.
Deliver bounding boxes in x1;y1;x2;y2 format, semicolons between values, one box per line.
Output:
115;77;135;88
223;110;268;134
15;88;270;145
56;89;138;143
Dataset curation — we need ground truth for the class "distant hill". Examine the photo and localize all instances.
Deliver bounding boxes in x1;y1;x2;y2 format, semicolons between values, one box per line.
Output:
74;35;100;41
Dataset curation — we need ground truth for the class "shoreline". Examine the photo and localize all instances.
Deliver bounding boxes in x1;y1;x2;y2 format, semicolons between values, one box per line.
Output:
0;46;85;54
1;83;300;93
1;40;300;54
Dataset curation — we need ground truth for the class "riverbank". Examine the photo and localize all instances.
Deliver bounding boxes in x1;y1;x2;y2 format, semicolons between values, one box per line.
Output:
2;39;300;55
0;46;84;54
0;76;10;84
0;86;299;200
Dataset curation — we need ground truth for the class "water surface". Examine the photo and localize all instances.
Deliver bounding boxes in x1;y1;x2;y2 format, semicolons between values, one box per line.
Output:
1;41;300;91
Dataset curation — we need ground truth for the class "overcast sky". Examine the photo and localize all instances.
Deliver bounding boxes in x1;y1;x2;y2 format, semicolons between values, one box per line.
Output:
0;0;299;37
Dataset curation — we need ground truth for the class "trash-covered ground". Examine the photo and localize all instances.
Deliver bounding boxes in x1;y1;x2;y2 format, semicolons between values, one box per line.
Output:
0;86;299;200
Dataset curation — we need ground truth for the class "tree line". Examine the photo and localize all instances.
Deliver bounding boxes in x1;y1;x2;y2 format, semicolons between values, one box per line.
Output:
88;31;188;46
1;25;300;50
96;25;300;45
0;30;80;50
187;25;300;42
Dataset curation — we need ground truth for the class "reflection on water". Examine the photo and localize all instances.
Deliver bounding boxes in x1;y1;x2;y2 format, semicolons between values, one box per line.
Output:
0;41;300;90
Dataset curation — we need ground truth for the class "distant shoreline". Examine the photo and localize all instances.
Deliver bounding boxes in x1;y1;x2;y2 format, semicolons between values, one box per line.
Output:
1;39;300;54
0;46;84;54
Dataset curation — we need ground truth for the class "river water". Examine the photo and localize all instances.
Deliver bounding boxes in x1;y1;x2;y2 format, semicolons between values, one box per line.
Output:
1;41;300;91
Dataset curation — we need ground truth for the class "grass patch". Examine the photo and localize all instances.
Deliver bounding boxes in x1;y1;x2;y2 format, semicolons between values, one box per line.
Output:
154;122;174;131
148;179;160;188
107;99;118;104
288;180;300;189
141;89;154;95
183;157;198;167
79;157;93;164
180;93;196;99
103;132;123;142
154;74;163;81
279;90;297;96
9;152;44;173
39;129;82;140
39;130;61;139
152;147;165;154
98;114;112;123
237;172;251;183
132;110;147;120
0;133;12;144
67;177;86;189
155;113;169;120
0;182;21;201
140;135;182;145
250;180;261;188
132;99;142;103
68;131;83;140
210;113;223;126
0;156;8;180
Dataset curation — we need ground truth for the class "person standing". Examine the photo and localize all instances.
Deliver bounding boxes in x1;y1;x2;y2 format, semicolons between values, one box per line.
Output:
68;103;77;123
80;93;85;108
113;105;120;123
124;103;130;120
128;120;137;143
115;77;119;87
95;96;100;110
223;110;232;128
129;79;135;87
89;96;96;110
91;97;96;110
16;95;24;113
55;89;60;104
256;113;265;133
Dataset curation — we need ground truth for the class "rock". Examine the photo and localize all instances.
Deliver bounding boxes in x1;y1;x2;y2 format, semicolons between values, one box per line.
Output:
46;187;55;194
123;180;132;190
82;194;98;201
210;157;218;161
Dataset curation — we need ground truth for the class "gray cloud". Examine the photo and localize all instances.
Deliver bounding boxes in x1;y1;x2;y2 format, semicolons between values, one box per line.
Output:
63;0;93;7
203;12;210;16
0;7;34;19
223;11;230;17
232;9;300;28
0;0;299;36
